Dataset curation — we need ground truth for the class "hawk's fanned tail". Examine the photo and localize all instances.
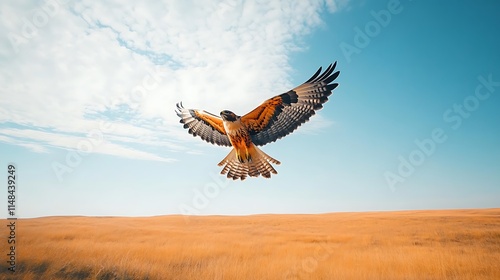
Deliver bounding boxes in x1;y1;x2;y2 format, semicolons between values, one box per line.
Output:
218;145;280;180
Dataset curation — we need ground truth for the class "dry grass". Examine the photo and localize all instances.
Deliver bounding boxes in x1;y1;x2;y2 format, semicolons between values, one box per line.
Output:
1;209;499;279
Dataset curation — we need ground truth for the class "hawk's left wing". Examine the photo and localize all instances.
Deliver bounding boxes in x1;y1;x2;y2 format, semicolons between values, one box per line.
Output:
176;103;232;146
241;62;340;146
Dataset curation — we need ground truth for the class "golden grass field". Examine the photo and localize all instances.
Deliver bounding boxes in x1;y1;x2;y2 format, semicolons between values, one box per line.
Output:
1;208;499;280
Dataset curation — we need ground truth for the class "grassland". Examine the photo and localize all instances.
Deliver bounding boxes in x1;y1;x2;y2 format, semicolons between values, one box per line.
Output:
1;208;499;279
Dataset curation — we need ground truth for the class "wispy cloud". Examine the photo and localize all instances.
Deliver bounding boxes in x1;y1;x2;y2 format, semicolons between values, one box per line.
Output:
0;0;346;161
297;113;335;135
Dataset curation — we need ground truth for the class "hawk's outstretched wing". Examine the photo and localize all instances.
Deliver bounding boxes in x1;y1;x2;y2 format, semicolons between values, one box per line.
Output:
176;103;231;146
241;62;340;146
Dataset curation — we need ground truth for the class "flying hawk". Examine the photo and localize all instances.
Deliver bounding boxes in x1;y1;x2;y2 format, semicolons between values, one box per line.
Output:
176;62;340;180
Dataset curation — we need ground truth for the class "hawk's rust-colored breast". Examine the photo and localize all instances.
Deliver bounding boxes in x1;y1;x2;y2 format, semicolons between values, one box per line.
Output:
223;118;253;163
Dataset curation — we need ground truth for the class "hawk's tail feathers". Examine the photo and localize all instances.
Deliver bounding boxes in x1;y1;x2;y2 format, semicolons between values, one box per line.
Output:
218;146;280;180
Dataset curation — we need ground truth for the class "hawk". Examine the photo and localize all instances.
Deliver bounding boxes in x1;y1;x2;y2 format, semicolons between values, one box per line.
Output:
176;62;340;180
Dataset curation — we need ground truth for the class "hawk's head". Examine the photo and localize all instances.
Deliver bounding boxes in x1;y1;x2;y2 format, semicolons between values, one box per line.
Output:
220;110;238;122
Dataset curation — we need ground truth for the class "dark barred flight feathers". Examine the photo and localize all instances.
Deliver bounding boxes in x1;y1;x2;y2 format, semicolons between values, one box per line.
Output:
175;105;232;146
176;62;340;180
241;62;339;145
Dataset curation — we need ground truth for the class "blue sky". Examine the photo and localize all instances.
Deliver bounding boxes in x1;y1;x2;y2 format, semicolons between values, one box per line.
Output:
1;0;499;218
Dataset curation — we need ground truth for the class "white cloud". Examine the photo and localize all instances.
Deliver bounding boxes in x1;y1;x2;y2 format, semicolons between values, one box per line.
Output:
0;0;345;161
0;133;49;153
325;0;350;13
0;127;175;162
297;113;335;135
17;142;49;153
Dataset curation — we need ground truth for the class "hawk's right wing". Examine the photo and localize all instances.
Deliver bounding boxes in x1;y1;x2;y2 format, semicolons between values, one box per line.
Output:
176;103;232;147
